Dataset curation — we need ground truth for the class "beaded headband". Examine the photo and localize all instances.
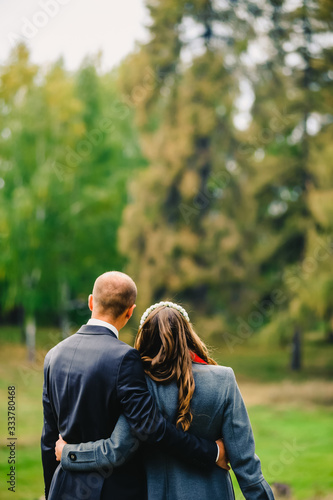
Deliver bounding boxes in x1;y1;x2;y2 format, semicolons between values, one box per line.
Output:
139;301;190;328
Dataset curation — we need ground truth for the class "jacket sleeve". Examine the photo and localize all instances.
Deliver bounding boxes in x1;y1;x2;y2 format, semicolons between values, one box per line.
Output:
61;413;139;472
41;351;59;499
61;348;217;471
222;368;275;500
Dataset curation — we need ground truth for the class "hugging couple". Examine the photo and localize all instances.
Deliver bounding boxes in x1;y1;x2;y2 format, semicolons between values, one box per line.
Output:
41;271;274;500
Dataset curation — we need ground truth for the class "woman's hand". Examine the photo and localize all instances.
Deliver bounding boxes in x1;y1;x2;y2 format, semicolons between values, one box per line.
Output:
55;434;67;461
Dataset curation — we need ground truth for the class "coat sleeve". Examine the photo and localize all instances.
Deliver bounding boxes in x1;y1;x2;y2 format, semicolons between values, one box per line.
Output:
41;351;59;499
61;414;139;472
61;348;218;471
221;368;275;500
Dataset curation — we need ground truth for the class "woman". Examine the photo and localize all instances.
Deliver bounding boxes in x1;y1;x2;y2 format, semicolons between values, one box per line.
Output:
56;301;274;499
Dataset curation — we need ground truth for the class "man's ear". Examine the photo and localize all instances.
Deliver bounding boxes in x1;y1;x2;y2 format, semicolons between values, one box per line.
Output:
88;294;93;312
126;304;136;319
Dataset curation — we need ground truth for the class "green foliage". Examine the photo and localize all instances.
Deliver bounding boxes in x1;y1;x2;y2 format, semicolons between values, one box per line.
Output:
0;45;146;343
1;0;333;357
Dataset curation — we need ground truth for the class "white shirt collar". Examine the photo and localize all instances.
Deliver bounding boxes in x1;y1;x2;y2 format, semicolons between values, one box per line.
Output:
87;318;119;338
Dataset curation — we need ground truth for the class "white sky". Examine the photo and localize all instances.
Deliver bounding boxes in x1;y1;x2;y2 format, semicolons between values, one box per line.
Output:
0;0;149;71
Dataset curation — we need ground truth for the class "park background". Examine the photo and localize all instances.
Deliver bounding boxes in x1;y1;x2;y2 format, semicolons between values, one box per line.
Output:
0;0;333;498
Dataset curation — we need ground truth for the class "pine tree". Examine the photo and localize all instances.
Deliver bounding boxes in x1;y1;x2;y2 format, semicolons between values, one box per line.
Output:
118;0;263;335
249;0;333;348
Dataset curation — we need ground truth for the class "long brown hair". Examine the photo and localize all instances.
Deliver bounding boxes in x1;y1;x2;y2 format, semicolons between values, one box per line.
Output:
135;305;217;431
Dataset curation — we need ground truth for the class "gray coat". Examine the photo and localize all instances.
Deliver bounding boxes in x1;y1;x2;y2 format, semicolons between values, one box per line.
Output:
61;363;274;499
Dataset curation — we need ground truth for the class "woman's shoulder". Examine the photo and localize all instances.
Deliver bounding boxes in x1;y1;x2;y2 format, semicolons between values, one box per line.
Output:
192;363;236;384
145;363;238;399
193;362;234;374
191;364;238;412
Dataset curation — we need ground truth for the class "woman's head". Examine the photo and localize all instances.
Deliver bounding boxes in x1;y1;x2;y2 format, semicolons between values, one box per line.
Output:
135;302;216;431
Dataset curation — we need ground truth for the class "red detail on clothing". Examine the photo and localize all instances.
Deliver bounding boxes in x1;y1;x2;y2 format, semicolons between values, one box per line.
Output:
190;351;208;364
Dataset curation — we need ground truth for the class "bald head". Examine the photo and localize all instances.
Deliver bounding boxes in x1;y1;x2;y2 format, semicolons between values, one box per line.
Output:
92;271;137;320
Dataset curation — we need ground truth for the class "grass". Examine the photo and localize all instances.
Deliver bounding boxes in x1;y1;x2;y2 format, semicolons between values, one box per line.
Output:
0;344;44;500
231;405;333;499
0;327;332;499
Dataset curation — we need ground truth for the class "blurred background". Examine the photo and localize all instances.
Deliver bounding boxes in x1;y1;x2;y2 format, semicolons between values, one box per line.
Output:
0;0;332;498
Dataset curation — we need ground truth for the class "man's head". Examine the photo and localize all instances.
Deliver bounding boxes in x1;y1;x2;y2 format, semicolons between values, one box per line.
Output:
88;271;137;329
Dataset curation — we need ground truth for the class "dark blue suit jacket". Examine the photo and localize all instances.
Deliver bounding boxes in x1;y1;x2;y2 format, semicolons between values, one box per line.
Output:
41;325;217;500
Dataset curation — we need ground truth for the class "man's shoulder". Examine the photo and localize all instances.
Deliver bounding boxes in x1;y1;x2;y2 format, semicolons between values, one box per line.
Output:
43;336;74;371
44;328;138;372
111;337;137;359
45;330;136;360
44;332;81;358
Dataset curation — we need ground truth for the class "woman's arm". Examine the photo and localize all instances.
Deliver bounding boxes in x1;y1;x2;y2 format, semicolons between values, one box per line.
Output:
222;368;275;500
60;414;140;472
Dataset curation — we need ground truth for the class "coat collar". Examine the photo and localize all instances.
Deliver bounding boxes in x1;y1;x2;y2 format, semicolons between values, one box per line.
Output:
77;324;118;339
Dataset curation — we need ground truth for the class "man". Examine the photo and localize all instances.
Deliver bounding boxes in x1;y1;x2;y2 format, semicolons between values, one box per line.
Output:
41;271;227;500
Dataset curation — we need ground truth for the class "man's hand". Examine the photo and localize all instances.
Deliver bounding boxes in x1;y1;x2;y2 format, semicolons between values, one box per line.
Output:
216;438;230;470
55;434;67;461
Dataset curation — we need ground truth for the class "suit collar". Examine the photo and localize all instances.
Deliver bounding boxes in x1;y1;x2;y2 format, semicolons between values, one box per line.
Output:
87;318;118;338
77;325;118;339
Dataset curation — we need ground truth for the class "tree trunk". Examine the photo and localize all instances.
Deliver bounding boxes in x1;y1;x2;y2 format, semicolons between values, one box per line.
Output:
60;280;71;339
20;305;25;344
326;315;333;344
25;314;36;362
60;314;71;340
291;328;302;371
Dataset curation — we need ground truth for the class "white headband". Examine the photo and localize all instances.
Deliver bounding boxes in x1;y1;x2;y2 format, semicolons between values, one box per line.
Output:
139;301;190;328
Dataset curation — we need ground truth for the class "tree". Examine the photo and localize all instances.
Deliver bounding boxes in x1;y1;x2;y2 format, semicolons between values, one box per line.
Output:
118;0;264;335
119;0;333;347
0;44;49;360
0;45;146;355
247;0;333;354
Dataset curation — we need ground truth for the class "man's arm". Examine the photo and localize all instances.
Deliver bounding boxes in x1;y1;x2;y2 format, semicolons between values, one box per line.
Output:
221;368;275;499
41;352;59;499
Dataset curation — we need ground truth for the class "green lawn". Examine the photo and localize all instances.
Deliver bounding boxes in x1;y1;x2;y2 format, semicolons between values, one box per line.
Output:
0;344;45;500
231;406;333;499
0;328;332;499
